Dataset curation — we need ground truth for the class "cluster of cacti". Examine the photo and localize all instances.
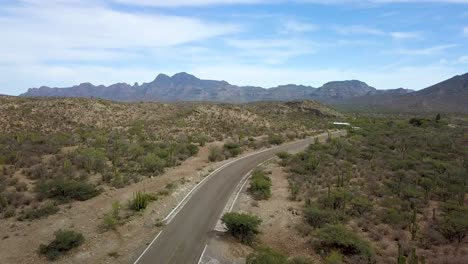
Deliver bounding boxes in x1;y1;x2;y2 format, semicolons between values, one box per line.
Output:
130;191;150;211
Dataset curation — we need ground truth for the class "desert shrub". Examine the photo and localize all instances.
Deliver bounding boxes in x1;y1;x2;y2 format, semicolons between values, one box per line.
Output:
317;189;350;211
249;169;272;200
26;163;48;180
409;118;431;127
3;190;28;207
314;225;374;263
0;194;7;212
101;201;121;231
325;251;343;264
268;134;285;145
420;224;446;248
141;153;166;174
223;142;242;158
221;212;262;244
127;144;145;160
192;134;209;146
15;182;28;192
380;208;408;227
436;208;468;243
208;146;224;162
3;207;16;218
304;207;347;228
348;196;372;216
276;151;291;162
72;147;107;173
128;191;157;211
289;256;315;264
39;229;84;260
18;202;59;221
184;143;199;156
36;178;99;202
246;247;287;264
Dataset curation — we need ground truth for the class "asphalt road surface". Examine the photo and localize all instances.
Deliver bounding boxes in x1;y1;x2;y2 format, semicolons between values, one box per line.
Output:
133;130;346;264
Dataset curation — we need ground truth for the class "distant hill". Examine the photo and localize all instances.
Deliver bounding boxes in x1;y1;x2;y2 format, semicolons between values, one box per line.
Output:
336;73;468;113
19;71;467;113
21;72;394;103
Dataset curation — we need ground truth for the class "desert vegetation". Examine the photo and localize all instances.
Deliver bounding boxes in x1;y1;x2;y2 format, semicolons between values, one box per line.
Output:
222;212;262;245
38;229;85;261
249;168;272;200
274;115;468;263
0;97;334;223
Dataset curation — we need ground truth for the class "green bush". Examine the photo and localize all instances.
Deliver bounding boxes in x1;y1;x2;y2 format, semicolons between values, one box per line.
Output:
304;207;347;228
349;196;372;216
101;201;121;231
314;225;374;263
221;212;262;244
18;202;59;221
325;250;343;264
246;247;287;264
436;209;468;243
223;142;242;158
36;179;99;202
268;134;285;145
289;256;315;264
208;146;224;162
39;229;85;260
72;147;107;173
380;208;408;227
249;169;272;200
141;153;166;174
276;152;291;166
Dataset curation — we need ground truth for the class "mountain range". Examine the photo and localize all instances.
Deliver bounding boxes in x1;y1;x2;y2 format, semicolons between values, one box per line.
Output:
20;72;410;103
20;72;468;113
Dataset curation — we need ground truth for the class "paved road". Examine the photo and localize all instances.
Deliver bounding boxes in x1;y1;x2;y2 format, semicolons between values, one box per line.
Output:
133;131;346;264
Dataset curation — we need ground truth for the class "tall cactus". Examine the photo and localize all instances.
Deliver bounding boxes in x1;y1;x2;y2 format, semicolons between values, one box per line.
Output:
408;248;418;264
410;208;418;240
397;243;406;264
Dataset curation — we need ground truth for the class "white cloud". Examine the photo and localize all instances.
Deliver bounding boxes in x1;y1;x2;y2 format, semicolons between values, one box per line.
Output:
114;0;468;6
0;1;239;64
279;20;319;34
298;0;468;4
390;31;421;39
457;56;468;63
115;0;269;7
333;25;385;36
396;44;457;55
225;38;317;64
334;25;420;40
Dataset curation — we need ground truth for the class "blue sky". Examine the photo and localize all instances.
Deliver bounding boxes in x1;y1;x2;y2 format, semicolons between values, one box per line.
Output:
0;0;467;95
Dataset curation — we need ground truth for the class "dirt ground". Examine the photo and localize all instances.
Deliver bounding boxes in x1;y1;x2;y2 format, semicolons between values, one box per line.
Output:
236;159;317;259
0;142;232;264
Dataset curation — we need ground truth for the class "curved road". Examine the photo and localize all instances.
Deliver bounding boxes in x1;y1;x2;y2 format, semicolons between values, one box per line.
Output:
133;130;345;264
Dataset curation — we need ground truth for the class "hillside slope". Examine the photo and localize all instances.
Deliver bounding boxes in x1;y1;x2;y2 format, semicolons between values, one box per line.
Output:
334;73;468;113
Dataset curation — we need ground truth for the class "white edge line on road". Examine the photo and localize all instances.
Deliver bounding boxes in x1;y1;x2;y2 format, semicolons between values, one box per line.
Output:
197;244;208;264
162;143;287;224
228;169;252;212
228;156;275;213
133;145;277;263
133;131;344;263
133;230;163;264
